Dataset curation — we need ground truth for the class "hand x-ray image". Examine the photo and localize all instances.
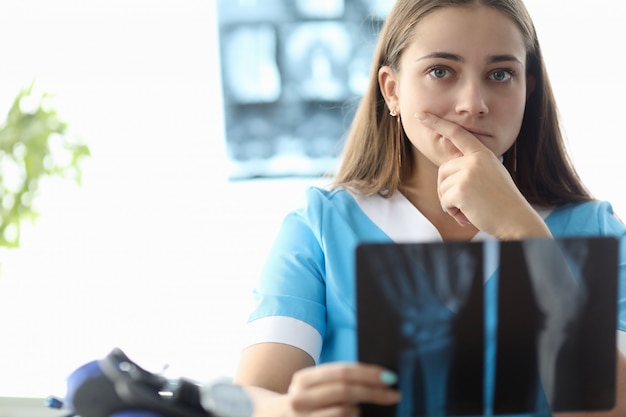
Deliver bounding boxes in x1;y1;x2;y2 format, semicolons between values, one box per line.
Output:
356;237;618;417
357;242;485;417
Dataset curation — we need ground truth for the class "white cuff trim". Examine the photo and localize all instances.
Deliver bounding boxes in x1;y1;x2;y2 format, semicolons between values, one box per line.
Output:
243;316;323;364
618;330;626;355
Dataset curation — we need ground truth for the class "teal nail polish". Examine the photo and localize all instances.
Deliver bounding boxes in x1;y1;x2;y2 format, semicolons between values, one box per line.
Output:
380;370;398;385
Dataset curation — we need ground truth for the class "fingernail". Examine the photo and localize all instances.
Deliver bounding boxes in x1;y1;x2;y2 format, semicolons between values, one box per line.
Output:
414;112;427;120
441;203;447;213
380;370;398;385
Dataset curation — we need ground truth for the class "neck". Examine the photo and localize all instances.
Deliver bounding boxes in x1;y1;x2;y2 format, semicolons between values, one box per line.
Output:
399;152;439;211
400;155;478;241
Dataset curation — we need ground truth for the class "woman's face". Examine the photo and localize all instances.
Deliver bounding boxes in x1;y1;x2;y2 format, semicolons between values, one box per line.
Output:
380;5;531;167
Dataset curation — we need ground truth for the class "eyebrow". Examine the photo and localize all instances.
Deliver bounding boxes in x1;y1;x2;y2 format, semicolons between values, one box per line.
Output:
416;52;524;66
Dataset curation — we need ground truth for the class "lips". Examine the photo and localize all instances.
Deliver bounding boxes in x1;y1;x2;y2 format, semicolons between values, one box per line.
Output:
463;126;492;140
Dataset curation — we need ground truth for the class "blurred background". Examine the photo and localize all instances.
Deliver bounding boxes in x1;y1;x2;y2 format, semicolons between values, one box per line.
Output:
218;0;390;178
0;0;624;409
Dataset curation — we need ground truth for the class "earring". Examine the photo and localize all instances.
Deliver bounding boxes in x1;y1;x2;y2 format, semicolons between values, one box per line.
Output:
389;108;398;117
394;113;402;167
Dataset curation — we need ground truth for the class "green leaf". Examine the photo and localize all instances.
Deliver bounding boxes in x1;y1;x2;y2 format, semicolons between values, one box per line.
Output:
0;82;90;249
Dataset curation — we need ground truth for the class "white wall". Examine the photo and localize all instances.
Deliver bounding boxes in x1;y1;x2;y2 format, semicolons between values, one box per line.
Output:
524;0;626;215
0;0;327;399
0;0;624;403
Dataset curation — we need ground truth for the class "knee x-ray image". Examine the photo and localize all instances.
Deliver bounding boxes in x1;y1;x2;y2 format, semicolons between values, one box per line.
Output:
494;238;618;414
356;237;618;417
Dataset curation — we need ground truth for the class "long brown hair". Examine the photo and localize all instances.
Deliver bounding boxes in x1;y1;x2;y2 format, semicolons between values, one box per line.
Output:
332;0;592;206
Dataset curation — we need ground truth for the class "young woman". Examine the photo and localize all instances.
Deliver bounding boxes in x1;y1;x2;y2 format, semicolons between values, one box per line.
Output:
234;1;626;416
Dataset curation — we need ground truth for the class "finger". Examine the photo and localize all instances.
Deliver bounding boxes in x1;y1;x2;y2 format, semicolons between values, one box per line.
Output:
438;165;472;226
290;382;400;410
439;193;472;226
437;157;463;203
306;404;360;417
415;112;486;155
292;363;396;390
439;192;472;226
449;207;471;226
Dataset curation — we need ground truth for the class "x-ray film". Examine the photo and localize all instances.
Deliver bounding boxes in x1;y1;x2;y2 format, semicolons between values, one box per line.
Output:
356;237;618;417
494;238;618;414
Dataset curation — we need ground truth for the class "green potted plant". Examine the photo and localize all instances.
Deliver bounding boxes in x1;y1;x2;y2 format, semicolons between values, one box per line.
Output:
0;83;90;249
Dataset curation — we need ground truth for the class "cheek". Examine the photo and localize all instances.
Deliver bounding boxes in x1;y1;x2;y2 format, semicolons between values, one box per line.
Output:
399;88;456;159
402;115;462;165
402;103;449;150
401;102;449;139
398;78;450;117
504;98;527;135
492;89;526;125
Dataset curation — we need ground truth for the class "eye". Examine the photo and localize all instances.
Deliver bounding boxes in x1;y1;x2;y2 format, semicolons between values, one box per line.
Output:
427;66;453;80
489;69;515;82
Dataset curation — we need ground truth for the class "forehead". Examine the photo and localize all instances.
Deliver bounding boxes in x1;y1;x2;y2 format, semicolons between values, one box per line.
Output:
408;5;527;62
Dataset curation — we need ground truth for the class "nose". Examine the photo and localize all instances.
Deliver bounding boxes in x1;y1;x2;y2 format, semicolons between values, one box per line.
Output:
455;80;489;116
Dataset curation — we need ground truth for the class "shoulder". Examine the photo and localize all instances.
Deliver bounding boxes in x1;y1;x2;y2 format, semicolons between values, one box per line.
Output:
303;186;358;206
277;186;360;236
546;200;626;237
295;186;363;220
549;200;615;222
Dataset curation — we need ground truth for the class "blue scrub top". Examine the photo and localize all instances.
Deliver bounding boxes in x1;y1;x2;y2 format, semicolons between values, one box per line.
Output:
246;186;626;417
